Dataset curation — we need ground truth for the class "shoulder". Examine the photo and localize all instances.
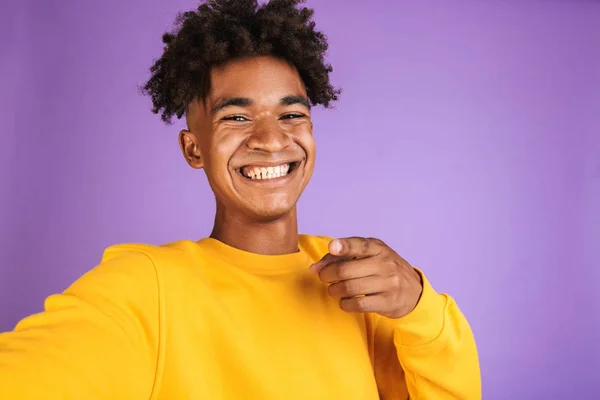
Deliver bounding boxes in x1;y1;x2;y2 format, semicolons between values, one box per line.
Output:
65;240;197;297
100;240;193;266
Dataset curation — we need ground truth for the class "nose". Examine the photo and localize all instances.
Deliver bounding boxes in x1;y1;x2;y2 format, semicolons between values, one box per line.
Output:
246;118;292;153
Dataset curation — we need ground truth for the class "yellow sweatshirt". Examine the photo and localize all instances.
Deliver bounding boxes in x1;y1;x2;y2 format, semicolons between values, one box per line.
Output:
0;235;480;399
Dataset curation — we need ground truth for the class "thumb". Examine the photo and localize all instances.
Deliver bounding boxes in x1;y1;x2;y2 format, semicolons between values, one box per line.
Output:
328;239;344;256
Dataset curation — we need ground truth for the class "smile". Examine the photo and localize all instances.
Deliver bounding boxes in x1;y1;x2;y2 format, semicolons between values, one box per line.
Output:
237;162;301;180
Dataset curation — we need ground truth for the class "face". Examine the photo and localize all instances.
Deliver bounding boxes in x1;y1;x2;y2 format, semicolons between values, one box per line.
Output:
180;56;315;222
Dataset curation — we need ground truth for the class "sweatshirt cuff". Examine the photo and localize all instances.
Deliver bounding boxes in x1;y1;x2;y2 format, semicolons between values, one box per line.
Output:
392;268;447;347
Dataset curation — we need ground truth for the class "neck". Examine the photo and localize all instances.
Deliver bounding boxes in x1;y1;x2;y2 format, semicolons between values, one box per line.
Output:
209;206;299;255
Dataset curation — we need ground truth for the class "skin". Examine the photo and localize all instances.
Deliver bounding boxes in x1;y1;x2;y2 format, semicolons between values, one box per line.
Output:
310;237;423;319
180;56;315;255
180;55;422;318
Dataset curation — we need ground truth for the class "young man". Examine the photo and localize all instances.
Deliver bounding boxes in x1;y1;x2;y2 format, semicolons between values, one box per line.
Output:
0;0;481;398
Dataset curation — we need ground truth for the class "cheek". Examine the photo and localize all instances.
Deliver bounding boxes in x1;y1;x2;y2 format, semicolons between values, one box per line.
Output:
294;125;316;157
201;139;238;188
205;133;240;168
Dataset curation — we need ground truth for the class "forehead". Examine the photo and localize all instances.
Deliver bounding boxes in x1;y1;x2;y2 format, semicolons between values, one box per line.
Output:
207;56;307;103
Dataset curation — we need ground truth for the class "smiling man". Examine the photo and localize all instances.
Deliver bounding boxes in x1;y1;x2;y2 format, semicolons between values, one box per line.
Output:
181;57;316;254
0;0;481;399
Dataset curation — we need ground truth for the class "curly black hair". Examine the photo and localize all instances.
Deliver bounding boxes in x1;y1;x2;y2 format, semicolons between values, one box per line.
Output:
142;0;340;124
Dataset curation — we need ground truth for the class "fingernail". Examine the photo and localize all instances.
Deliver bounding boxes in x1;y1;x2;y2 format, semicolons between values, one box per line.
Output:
309;263;319;273
331;240;342;254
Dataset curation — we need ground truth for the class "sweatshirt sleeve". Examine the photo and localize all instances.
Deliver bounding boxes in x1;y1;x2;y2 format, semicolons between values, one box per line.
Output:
0;250;161;400
368;269;481;399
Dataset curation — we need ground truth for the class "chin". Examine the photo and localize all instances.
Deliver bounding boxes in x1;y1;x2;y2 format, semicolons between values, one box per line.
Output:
246;202;297;223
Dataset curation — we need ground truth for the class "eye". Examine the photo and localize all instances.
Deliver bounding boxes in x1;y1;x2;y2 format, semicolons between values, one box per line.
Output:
280;113;305;120
222;115;250;122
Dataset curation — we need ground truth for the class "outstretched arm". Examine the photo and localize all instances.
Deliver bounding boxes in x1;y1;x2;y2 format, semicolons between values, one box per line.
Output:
0;251;160;400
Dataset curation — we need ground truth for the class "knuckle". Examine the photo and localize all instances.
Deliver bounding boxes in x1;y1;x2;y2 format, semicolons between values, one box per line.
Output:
340;280;350;292
337;282;349;296
344;279;360;295
360;238;370;253
386;265;398;277
336;264;351;280
346;236;362;253
355;296;370;311
385;257;399;274
389;274;402;289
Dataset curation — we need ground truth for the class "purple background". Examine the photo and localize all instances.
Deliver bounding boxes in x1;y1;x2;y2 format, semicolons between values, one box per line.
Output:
1;0;599;398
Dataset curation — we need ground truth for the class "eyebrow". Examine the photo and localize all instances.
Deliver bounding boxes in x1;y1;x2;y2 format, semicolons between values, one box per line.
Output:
211;97;253;115
210;95;310;115
279;95;310;109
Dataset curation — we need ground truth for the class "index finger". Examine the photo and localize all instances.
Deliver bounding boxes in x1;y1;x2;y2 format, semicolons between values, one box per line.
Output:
330;237;383;259
308;253;338;274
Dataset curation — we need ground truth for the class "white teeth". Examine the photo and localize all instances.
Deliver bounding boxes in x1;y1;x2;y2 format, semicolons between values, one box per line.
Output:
241;163;293;180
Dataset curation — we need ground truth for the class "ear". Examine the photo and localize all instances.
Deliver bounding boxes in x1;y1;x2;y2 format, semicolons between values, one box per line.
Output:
179;130;204;169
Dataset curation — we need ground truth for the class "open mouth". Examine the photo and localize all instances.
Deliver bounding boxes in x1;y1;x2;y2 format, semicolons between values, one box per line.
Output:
236;162;301;180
